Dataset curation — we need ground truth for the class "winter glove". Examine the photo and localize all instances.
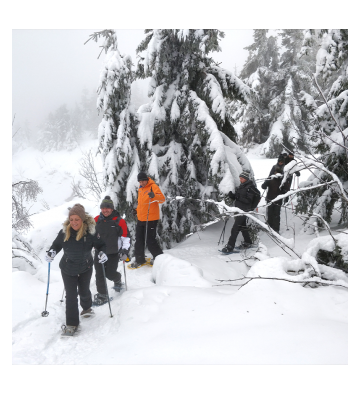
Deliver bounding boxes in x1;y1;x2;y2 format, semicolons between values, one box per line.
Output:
119;249;129;261
228;191;235;200
261;182;267;190
295;171;300;177
148;190;155;199
98;251;108;264
45;249;56;262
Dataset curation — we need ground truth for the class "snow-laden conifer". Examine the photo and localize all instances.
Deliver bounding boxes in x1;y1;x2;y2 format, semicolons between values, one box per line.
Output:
87;30;139;226
295;29;348;227
237;30;314;157
38;105;79;151
133;29;254;247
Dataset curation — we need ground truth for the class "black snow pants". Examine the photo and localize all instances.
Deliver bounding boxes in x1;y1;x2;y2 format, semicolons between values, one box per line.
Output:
94;253;121;295
227;215;252;248
267;199;283;233
61;267;93;327
134;220;163;264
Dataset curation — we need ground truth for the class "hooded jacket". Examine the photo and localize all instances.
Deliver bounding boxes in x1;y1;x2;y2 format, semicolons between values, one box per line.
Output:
136;178;165;222
50;213;106;276
262;164;284;201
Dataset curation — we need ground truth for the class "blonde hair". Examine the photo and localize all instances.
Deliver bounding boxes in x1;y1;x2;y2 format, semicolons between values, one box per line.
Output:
64;222;86;242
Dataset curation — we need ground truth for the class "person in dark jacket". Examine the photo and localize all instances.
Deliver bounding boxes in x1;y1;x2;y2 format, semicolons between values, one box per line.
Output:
282;152;300;203
93;196;131;305
221;171;256;253
261;156;285;233
46;203;108;336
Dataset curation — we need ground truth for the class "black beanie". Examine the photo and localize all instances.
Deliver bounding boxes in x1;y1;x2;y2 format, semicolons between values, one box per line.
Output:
100;196;114;209
278;155;285;163
137;172;148;181
239;171;250;180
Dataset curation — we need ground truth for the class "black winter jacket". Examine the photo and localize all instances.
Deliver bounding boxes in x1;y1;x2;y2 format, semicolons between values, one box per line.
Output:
283;157;300;192
94;210;124;255
50;214;106;276
228;179;257;212
262;164;284;201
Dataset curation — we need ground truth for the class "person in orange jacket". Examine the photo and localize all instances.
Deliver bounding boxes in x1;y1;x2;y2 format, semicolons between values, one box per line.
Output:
129;172;165;269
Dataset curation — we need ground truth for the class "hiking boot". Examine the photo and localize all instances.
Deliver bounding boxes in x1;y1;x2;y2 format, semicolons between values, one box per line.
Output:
221;244;234;253
93;293;107;306
80;308;95;317
61;324;78;337
113;280;123;292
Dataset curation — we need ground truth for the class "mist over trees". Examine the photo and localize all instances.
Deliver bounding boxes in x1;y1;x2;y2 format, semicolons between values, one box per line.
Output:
12;88;101;153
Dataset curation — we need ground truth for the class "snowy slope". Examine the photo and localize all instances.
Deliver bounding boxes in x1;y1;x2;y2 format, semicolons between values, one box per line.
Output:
12;140;347;365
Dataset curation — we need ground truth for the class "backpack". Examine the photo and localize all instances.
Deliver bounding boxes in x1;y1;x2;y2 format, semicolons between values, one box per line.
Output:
248;185;261;210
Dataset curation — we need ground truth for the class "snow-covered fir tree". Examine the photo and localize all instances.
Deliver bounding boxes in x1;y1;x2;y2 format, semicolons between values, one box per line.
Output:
236;30;280;149
38;104;79;151
296;29;348;227
132;29;254;247
237;30;315;157
87;30;138;231
91;29;255;248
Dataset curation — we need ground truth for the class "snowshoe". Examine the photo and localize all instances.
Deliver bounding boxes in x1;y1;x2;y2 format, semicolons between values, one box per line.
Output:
80;308;95;318
92;293;112;307
112;281;125;292
219;245;235;255
127;261;148;270
61;324;79;337
234;242;259;251
145;257;153;267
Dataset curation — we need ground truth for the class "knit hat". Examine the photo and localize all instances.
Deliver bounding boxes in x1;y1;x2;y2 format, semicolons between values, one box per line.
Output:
278;155;285;163
100;196;114;209
68;203;86;221
137;172;149;181
239;171;250;180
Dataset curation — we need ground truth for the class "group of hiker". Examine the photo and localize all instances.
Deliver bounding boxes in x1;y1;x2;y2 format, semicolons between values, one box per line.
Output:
46;172;165;336
221;151;299;253
45;152;299;335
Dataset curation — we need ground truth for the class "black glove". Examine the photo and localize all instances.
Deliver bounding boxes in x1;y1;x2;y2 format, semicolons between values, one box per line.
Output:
295;171;300;177
148;190;155;199
261;182;267;190
228;191;235;200
119;249;129;261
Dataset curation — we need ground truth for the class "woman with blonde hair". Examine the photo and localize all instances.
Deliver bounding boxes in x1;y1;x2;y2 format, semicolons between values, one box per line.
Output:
46;204;108;336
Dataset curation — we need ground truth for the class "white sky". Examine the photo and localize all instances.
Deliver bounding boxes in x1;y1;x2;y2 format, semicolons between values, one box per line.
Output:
12;29;254;129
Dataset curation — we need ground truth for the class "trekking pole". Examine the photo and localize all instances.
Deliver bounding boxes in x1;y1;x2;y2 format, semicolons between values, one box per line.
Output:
41;261;51;317
122;260;128;291
144;193;152;253
218;218;228;245
60;288;65;306
99;252;113;318
285;205;289;231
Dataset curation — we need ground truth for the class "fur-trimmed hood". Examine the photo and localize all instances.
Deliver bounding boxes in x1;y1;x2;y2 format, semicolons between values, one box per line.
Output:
62;213;96;235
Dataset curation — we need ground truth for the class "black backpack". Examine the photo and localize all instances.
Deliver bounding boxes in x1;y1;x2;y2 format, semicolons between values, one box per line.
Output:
248;185;261;210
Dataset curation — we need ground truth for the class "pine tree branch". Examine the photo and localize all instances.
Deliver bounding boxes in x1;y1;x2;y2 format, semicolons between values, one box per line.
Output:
312;74;347;145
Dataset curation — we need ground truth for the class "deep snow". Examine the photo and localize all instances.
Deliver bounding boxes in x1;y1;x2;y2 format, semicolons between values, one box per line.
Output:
12;138;348;369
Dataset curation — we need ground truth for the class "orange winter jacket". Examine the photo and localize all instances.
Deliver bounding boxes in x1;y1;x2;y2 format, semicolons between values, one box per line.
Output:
136;178;165;222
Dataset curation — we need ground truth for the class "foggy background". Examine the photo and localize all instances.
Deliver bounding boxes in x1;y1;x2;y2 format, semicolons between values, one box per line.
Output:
12;29;254;130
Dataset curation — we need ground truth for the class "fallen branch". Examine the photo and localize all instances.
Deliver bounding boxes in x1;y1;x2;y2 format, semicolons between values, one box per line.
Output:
214;275;348;289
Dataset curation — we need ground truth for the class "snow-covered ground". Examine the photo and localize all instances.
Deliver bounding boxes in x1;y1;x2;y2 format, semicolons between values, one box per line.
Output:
12;138;348;369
